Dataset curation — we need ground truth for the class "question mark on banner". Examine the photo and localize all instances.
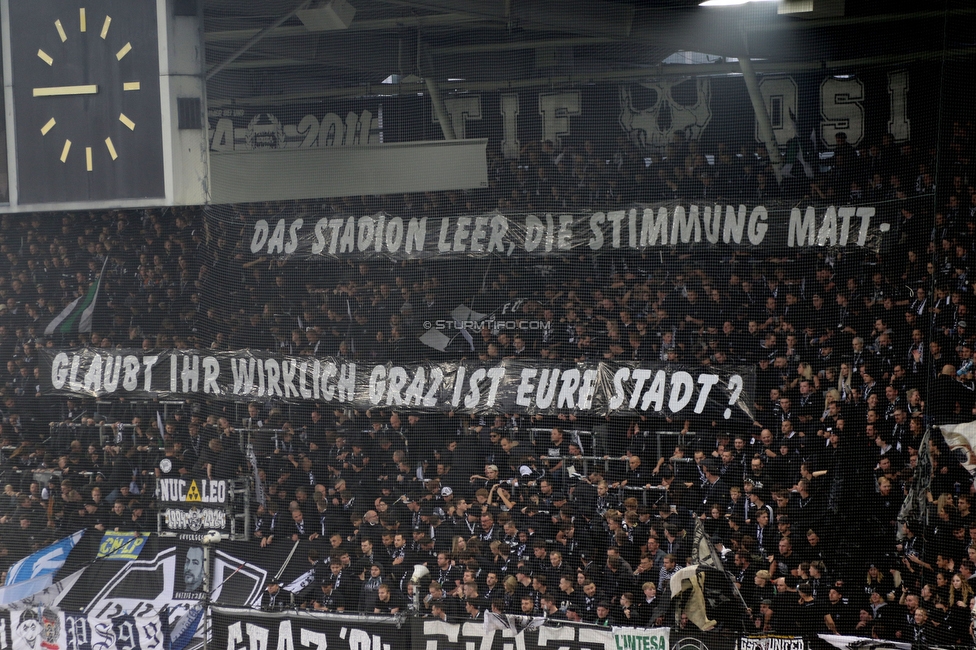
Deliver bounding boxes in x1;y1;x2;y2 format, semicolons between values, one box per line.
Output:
724;375;743;419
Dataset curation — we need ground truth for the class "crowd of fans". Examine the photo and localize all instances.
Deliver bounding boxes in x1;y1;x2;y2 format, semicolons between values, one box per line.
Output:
482;131;957;213
0;123;972;644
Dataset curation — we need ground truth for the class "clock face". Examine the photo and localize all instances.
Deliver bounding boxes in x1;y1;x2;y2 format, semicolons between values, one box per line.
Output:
9;0;165;204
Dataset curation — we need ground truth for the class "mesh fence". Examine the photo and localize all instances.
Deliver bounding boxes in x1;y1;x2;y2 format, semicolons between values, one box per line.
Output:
0;2;974;646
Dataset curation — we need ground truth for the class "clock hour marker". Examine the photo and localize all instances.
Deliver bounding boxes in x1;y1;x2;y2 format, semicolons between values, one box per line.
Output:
123;82;141;91
79;8;87;32
37;50;53;66
86;147;93;172
116;42;132;61
33;85;99;97
100;16;112;39
105;137;118;161
40;118;56;136
119;113;136;131
60;140;71;163
55;19;67;42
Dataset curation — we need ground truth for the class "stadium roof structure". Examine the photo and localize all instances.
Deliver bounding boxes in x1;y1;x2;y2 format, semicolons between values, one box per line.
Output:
201;0;976;108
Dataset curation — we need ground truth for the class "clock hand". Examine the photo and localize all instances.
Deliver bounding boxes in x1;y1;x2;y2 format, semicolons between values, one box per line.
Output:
33;85;99;98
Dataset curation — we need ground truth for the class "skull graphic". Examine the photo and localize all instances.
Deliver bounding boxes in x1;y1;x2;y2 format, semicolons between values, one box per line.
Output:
618;78;712;151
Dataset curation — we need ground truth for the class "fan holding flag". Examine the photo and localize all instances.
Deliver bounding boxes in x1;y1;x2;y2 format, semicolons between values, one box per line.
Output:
44;257;109;341
667;519;751;633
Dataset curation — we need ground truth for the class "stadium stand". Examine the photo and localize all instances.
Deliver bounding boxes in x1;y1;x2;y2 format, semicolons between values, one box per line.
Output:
0;2;974;647
0;120;972;645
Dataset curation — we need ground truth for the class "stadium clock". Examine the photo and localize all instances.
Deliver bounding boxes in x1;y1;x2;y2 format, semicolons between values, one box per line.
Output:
7;0;166;204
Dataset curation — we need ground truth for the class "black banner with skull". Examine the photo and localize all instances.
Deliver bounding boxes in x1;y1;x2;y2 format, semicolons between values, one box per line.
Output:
207;62;942;159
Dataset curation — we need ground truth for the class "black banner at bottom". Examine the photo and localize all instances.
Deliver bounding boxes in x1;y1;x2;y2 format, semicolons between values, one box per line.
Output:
213;608;409;650
413;618;736;650
211;609;816;650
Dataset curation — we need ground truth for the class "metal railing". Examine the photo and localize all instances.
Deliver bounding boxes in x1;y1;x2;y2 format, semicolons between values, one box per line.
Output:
526;427;593;453
551;454;681;506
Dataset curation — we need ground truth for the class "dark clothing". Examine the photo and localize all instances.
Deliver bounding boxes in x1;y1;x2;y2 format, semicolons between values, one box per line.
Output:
261;588;287;611
824;599;853;635
795;597;826;637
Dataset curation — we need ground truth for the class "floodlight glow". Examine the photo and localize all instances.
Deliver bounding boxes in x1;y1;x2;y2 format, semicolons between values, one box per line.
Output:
700;0;777;6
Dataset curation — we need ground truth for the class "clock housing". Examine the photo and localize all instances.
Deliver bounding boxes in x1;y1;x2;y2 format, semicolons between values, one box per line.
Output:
9;0;165;204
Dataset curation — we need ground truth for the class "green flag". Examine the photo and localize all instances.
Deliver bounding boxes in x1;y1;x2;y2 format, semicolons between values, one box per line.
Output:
44;257;108;336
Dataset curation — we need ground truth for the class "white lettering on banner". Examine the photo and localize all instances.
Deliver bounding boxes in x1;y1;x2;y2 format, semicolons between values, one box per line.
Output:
788;206;875;248
51;353;158;393
212;71;913;160
621;73;907;153
164;507;227;532
208;110;379;152
515;368;598;410
539;92;581;148
499;93;520;159
244;623;269;650
250;219;304;255
52;353;199;395
46;351;752;417
296;115;320;149
343;626;389;650
367;366;444;407
820;77;866;147
422;620;614;650
301;629;328;650
438;95;483;140
538;625;576;645
608;370;739;417
224;621;393;650
599;74;924;159
56;353;361;401
756;77;798;146
51;352;140;393
230;358;357;401
157;479;228;503
307;216;426;255
447;366;508;410
737;637;806;650
210;118;235;153
579;628;615;650
888;70;911;142
248;205;884;258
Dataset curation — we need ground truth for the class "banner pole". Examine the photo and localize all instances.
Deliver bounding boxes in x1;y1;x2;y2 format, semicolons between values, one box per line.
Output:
203;543;210;650
202;536;217;650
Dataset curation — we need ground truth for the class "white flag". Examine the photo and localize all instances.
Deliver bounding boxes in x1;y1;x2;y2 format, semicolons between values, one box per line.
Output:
939;421;976;476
